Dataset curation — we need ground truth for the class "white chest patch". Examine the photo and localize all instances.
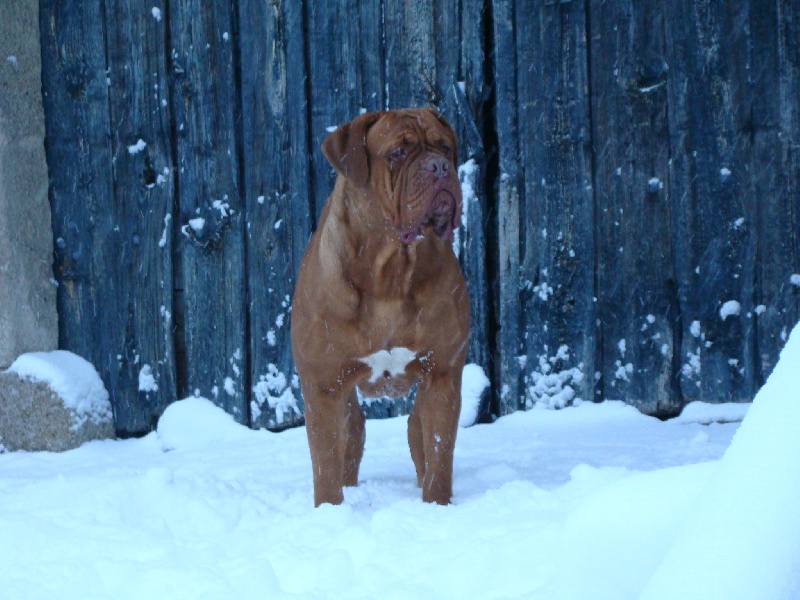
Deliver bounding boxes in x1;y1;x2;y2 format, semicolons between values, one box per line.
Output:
359;347;416;383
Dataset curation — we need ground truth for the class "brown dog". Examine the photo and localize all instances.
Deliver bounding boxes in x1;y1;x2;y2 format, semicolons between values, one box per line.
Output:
291;108;470;506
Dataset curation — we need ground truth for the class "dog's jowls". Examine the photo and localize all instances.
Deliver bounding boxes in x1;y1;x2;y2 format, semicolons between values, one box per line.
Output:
291;108;470;507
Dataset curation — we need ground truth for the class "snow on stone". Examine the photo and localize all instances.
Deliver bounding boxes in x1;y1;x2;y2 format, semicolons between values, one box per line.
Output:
790;274;800;287
8;350;112;429
138;364;158;393
151;7;162;21
223;377;236;397
127;139;147;154
719;300;741;320
459;363;489;428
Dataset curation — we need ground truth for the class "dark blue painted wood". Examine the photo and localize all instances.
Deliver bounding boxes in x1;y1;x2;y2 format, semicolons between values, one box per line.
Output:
515;1;596;410
168;0;247;421
239;0;310;430
665;0;758;405
102;0;178;433
589;0;678;414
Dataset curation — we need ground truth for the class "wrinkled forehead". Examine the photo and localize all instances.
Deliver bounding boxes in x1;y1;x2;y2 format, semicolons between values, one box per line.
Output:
367;110;456;154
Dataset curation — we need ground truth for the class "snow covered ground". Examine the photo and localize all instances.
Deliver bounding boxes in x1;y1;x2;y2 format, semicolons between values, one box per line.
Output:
2;326;800;599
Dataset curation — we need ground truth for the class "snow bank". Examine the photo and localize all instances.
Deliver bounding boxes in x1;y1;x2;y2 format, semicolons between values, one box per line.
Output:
673;400;750;424
8;350;112;427
642;321;800;600
157;396;255;452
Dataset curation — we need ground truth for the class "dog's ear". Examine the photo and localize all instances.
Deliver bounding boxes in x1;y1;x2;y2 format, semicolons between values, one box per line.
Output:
322;112;382;187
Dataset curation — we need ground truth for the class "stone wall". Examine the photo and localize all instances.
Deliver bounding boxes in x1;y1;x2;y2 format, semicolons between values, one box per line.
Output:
0;0;57;368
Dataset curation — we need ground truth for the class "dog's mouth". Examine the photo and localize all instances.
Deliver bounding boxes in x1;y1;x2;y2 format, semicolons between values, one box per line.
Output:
399;190;458;245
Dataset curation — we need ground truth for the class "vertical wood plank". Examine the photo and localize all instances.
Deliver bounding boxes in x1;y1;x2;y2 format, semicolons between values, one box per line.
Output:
752;0;800;381
516;1;596;409
665;0;757;405
169;0;247;420
453;1;491;417
239;0;310;430
383;0;436;108
39;0;121;426
306;0;384;223
101;0;177;434
589;0;678;415
491;0;523;415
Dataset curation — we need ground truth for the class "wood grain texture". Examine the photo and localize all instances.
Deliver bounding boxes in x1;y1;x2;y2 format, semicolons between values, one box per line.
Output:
39;0;121;427
752;0;800;381
168;0;247;420
589;0;677;414
239;0;309;429
102;0;177;433
665;0;757;404
492;0;523;415
515;1;596;409
38;0;799;432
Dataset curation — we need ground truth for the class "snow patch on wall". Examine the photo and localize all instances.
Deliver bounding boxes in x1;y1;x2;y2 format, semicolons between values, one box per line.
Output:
719;300;741;320
138;365;158;393
252;364;300;427
454;159;478;257
524;345;585;410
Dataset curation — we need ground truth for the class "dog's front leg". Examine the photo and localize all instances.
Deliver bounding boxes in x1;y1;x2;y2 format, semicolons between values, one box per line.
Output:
303;386;351;506
411;370;462;505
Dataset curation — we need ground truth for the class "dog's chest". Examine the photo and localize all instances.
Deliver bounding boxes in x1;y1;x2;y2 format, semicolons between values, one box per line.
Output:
356;347;418;398
358;347;416;382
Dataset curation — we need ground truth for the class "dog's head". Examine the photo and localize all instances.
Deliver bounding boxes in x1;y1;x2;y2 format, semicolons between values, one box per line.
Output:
322;108;462;244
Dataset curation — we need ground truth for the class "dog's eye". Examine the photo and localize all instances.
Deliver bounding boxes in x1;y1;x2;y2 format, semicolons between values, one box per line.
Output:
441;145;453;158
388;147;407;166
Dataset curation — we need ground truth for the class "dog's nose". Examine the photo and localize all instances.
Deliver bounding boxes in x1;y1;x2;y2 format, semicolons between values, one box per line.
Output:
423;156;450;178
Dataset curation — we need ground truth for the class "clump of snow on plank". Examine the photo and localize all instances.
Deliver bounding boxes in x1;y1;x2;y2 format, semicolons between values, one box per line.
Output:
8;350;112;429
459;363;489;427
252;364;301;427
524;344;585;409
453;159;478;257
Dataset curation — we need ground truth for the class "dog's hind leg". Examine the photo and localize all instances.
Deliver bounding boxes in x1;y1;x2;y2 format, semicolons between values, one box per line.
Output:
342;389;365;487
407;404;425;488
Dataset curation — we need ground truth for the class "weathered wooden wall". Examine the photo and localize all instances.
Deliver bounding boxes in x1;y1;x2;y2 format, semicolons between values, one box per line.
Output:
39;0;798;435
